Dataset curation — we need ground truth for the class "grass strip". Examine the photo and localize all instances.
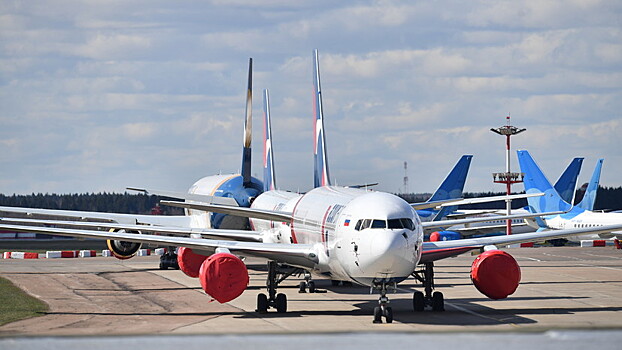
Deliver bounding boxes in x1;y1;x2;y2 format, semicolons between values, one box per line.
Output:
0;276;48;326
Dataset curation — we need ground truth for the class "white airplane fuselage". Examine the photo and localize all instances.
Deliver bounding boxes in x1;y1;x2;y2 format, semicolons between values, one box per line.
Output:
250;186;423;286
543;209;622;240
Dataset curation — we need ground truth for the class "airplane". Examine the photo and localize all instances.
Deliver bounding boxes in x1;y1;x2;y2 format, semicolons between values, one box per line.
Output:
0;59;265;268
2;50;617;325
518;150;620;241
428;157;585;241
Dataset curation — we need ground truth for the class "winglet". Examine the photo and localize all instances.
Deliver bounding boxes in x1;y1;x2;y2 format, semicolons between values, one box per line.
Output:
241;58;253;186
577;158;603;210
517;150;573;213
263;89;276;191
313;49;331;188
554;157;583;204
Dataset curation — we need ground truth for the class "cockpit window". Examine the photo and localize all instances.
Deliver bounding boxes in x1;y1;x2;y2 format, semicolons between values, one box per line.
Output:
387;219;402;229
400;218;415;230
355;218;415;230
371;219;386;229
355;220;363;231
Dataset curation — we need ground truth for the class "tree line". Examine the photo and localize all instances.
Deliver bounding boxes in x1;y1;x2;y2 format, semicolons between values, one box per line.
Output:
0;192;183;215
0;186;620;214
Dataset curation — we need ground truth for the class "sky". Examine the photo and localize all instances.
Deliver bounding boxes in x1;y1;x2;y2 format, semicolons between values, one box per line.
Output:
1;0;621;196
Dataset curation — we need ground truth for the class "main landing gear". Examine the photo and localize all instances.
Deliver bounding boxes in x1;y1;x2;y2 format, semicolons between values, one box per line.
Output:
372;282;395;323
159;248;179;270
412;262;445;311
256;261;302;313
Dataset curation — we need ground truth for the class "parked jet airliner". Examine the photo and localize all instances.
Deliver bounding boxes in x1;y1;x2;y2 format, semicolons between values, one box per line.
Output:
518;150;620;241
2;51;617;324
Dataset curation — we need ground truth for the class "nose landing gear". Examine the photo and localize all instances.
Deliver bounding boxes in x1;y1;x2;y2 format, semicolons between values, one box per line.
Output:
372;282;395;323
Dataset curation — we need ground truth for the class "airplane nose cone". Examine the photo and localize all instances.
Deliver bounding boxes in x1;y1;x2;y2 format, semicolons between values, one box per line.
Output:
360;230;416;278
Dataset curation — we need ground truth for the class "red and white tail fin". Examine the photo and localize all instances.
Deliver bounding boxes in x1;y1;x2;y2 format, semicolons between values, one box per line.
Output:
312;49;331;188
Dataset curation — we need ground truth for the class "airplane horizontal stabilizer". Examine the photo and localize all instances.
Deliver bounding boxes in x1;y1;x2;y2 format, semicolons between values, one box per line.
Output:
127;187;239;206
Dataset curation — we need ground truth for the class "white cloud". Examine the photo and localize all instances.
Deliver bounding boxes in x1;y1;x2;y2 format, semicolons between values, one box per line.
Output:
0;1;621;195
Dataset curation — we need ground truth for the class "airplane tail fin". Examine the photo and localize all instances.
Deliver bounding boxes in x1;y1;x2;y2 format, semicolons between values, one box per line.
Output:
262;89;276;192
312;49;331;188
429;155;473;221
554;157;584;204
517;150;573;213
577;159;603;210
241;58;253;186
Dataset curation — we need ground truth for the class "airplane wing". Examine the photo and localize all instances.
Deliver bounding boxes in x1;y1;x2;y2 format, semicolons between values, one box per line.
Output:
437;193;544;207
0;222;319;269
127;187;239;206
421;210;564;231
409;193;542;210
0;205;193;227
420;224;622;263
0;217;263;242
161;200;293;222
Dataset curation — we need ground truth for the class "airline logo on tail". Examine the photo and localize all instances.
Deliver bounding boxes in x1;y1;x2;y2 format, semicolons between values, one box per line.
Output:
313;49;331;188
263;89;276;192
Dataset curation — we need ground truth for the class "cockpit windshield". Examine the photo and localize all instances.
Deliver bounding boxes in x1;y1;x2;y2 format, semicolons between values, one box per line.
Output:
354;218;415;231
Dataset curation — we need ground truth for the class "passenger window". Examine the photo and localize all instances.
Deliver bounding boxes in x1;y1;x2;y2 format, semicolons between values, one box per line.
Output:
371;220;386;229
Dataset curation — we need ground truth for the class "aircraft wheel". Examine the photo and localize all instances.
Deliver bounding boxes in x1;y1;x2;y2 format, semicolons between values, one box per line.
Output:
373;306;383;323
298;281;307;293
256;293;268;313
275;293;287;313
432;291;445;311
413;291;425;312
331;280;340;286
384;306;393;323
342;281;353;287
308;281;316;293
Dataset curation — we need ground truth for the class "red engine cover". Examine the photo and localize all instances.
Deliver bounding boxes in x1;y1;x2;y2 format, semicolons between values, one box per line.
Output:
429;232;441;242
177;247;208;278
470;250;521;299
199;252;249;303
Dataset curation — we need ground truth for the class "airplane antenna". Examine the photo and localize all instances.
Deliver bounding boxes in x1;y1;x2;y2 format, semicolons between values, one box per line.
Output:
490;113;526;235
403;161;409;194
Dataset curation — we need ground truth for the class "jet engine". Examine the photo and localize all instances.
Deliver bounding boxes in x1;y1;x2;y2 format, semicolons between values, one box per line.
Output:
429;231;462;241
470;250;521;299
177;247;208;278
106;239;142;260
199;252;249;303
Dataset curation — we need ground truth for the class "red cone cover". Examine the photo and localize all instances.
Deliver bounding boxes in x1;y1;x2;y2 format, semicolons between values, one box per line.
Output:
177;247;208;278
470;250;521;300
199;252;249;303
429;232;441;242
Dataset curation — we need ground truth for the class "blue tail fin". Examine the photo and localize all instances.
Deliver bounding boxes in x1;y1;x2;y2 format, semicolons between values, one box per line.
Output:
262;89;276;192
429;155;473;221
517;150;573;213
577;159;603;210
241;58;253;186
554;157;583;204
312;49;331;188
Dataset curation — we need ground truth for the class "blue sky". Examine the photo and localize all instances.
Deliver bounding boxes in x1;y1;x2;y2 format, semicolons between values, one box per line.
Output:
1;1;621;196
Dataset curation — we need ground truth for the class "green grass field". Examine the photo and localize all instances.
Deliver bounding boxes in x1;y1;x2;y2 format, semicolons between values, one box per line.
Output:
0;276;49;326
